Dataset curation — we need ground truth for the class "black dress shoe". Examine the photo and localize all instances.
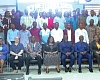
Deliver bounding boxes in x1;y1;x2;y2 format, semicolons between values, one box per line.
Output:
78;69;82;73
89;68;93;73
65;67;68;72
26;70;29;75
68;67;72;72
38;69;41;74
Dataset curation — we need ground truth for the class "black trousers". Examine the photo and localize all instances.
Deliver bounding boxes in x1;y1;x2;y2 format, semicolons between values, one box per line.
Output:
25;55;42;71
9;55;23;70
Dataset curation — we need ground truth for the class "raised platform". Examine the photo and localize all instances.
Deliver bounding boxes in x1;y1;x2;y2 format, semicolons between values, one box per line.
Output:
0;73;25;80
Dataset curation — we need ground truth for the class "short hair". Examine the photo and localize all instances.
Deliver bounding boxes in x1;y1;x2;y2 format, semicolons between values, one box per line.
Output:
55;22;59;24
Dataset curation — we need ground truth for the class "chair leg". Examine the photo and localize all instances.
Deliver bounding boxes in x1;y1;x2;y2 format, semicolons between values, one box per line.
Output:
23;62;26;72
7;61;8;72
75;60;77;71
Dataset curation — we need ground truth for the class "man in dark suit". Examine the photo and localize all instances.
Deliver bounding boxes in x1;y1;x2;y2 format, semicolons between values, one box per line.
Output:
63;23;75;44
75;35;93;73
60;35;75;72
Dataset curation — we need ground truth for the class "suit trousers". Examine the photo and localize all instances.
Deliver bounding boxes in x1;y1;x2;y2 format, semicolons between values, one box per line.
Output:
62;54;75;67
78;53;92;69
25;55;42;71
9;55;23;70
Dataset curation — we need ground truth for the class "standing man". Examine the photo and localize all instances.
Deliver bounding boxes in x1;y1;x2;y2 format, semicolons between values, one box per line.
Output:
7;23;19;45
86;10;98;26
20;9;33;29
18;24;31;48
75;35;93;73
53;11;66;30
70;10;78;30
75;23;89;44
40;22;51;50
86;19;97;43
30;21;40;42
63;23;75;44
51;22;63;43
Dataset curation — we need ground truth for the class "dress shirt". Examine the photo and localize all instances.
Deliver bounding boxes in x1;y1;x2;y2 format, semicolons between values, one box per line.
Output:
38;18;48;29
32;17;40;28
51;28;63;42
30;28;40;42
18;30;31;48
40;28;51;44
20;15;33;28
10;43;24;54
86;15;98;26
7;29;19;45
67;29;71;41
75;28;89;44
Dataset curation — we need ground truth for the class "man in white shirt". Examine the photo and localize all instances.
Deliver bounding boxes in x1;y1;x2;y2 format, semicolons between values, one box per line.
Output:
7;23;19;45
32;12;40;29
86;10;98;26
20;9;33;29
53;12;66;30
51;22;63;43
75;23;89;44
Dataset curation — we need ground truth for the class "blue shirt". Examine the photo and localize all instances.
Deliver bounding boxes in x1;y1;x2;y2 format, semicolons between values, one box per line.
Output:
0;44;9;55
7;29;19;45
53;17;66;30
74;42;89;53
40;29;51;44
10;43;24;54
60;41;74;55
18;30;31;48
70;17;78;30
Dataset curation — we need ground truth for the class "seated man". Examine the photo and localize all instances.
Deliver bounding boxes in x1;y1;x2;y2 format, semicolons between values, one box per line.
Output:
60;35;75;72
25;36;42;75
9;36;24;73
75;35;93;73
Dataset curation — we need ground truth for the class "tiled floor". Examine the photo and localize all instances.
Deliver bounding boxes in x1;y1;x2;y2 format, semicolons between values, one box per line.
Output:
3;65;100;80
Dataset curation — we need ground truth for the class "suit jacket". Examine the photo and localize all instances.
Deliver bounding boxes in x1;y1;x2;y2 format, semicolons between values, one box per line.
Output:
60;41;74;55
90;40;100;53
63;29;75;44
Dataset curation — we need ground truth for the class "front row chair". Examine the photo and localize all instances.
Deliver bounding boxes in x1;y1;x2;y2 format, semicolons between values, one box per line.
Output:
8;53;26;72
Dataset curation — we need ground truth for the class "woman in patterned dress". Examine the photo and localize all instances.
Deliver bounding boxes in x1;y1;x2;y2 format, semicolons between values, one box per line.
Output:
43;36;60;73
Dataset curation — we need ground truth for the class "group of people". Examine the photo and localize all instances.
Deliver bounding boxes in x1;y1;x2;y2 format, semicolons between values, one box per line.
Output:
0;8;100;75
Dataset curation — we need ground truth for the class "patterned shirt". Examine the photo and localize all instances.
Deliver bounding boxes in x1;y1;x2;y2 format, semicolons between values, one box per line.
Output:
86;25;97;43
20;15;33;28
26;42;42;59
